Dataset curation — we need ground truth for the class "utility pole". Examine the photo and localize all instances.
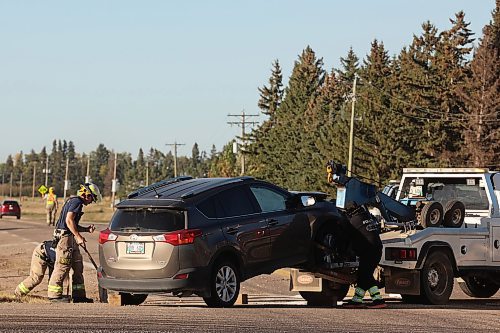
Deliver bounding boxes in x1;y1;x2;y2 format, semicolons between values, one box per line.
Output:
145;160;149;186
111;152;118;209
227;110;259;175
85;155;91;183
1;173;4;198
63;157;69;201
9;172;13;197
347;75;358;177
19;173;22;201
166;142;185;177
43;155;50;187
32;163;36;198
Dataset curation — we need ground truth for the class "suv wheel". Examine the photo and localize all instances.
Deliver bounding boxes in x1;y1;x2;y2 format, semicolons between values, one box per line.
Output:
203;260;240;307
120;293;148;306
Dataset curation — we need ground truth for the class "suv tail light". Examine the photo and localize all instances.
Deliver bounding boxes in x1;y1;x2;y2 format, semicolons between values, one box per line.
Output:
99;228;118;244
385;248;417;261
153;229;202;246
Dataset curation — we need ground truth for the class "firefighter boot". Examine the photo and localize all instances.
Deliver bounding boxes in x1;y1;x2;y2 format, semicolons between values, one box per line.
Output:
366;286;387;309
343;287;366;308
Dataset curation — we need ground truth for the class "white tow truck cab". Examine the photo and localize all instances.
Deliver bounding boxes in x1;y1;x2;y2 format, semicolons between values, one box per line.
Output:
380;168;500;304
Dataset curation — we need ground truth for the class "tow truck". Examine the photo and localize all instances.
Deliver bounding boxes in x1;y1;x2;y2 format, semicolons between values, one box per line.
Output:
291;164;500;305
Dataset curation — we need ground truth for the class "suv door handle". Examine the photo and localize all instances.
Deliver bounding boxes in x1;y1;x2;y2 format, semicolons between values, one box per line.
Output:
226;226;240;235
267;219;278;226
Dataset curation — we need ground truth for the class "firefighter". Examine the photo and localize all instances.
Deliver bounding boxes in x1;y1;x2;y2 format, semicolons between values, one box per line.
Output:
325;161;386;308
343;204;386;308
14;240;56;297
47;183;101;303
44;187;59;226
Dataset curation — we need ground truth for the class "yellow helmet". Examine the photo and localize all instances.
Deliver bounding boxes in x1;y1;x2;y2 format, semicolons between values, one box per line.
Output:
77;183;102;203
49;187;55;194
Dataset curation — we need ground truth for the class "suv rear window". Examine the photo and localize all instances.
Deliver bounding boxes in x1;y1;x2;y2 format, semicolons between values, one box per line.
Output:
110;208;185;232
2;201;18;206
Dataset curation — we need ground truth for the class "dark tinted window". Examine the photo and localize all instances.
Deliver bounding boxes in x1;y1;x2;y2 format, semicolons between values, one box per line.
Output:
250;186;287;212
110;208;185;232
2;201;19;206
216;186;257;217
197;198;220;218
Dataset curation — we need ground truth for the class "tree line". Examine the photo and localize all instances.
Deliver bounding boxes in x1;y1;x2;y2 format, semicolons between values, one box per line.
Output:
1;4;498;198
246;5;499;194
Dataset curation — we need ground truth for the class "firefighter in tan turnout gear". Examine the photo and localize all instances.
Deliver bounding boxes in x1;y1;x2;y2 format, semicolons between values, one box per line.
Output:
47;183;101;303
14;240;56;297
44;187;59;226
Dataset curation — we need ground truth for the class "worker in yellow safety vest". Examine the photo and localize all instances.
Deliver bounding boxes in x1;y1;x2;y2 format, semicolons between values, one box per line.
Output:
44;187;59;226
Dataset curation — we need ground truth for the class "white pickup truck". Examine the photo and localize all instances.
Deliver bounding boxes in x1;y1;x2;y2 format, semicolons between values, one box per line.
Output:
380;168;500;304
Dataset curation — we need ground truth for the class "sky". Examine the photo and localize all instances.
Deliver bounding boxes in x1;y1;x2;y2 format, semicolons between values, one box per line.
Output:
0;0;496;162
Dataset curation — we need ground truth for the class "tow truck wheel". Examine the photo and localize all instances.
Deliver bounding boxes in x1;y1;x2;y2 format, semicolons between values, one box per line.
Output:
443;200;465;228
299;281;349;306
203;260;240;307
419;202;443;228
459;276;499;298
421;251;453;304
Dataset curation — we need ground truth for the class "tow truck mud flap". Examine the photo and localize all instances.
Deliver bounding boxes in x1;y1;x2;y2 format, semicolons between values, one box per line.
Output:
289;269;322;292
384;267;420;295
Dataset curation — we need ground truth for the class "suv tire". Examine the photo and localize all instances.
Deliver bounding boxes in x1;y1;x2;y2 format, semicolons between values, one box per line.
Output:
120;293;148;306
203;260;240;307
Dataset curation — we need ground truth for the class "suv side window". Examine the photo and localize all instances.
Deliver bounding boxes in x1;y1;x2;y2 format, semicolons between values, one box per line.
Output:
216;186;257;217
250;185;287;213
197;197;224;219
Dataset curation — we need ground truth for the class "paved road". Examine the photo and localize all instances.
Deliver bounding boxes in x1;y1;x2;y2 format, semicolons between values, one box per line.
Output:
1;217;499;332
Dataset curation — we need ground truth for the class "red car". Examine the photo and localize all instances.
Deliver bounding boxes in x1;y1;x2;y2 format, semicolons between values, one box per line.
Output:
0;200;21;219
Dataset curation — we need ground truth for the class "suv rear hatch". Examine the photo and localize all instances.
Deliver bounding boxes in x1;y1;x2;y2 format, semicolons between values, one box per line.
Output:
100;207;186;279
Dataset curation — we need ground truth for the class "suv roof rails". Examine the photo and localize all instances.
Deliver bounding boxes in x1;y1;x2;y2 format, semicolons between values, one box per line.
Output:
180;176;254;199
127;176;193;199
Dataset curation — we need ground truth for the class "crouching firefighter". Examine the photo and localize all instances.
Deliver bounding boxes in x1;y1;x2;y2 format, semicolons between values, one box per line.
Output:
326;161;386;309
14;240;56;297
47;183;101;303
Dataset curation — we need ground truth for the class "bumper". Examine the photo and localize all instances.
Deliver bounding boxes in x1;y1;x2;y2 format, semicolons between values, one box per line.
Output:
1;212;20;217
98;267;210;296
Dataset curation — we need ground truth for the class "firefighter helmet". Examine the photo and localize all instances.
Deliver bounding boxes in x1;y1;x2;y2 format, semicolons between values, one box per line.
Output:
77;183;102;203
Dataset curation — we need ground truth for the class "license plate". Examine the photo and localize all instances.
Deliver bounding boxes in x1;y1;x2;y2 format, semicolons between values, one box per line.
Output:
126;242;145;254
